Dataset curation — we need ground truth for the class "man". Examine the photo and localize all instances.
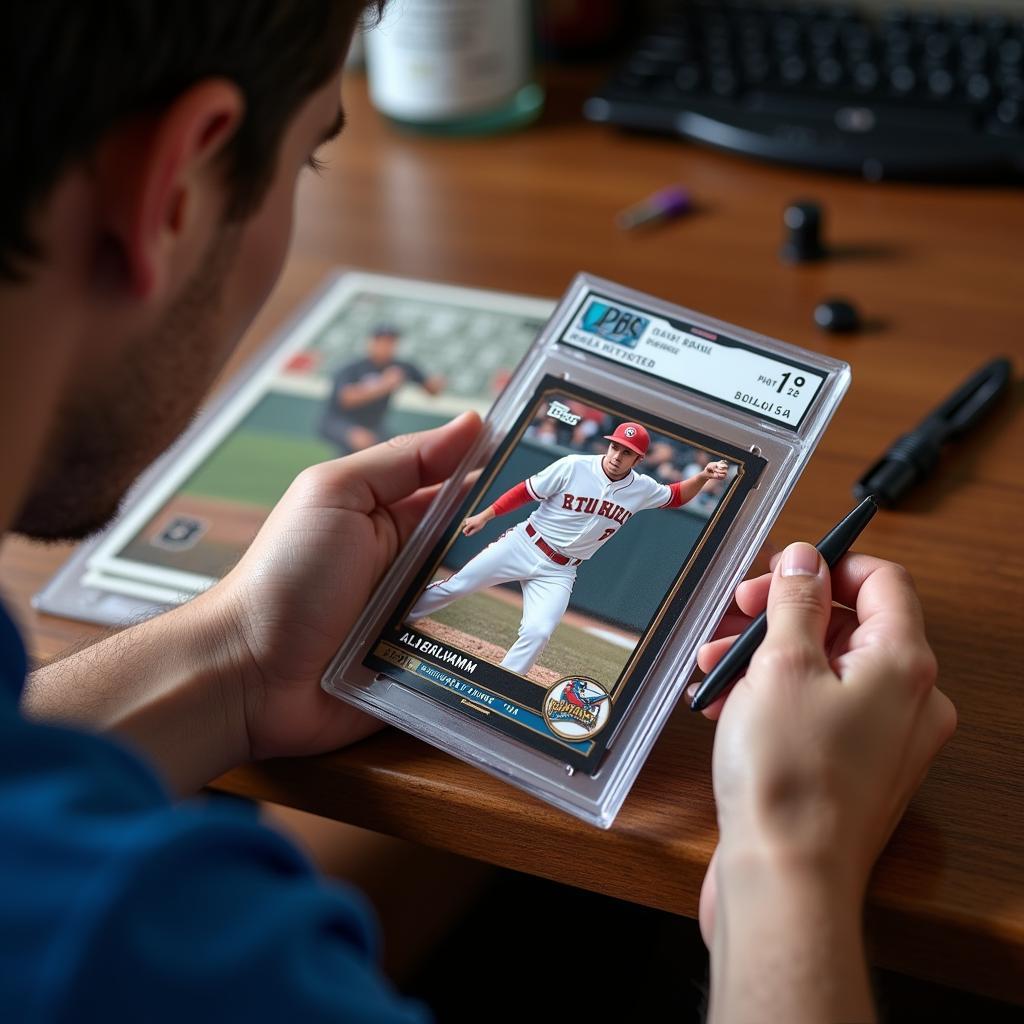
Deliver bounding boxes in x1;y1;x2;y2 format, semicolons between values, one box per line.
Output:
409;423;728;675
319;324;444;453
1;2;955;1022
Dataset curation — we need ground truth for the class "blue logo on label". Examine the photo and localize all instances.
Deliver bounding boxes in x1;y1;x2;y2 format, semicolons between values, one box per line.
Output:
579;301;648;349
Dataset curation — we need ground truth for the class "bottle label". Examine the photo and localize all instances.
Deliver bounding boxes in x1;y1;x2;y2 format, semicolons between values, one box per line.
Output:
366;0;531;121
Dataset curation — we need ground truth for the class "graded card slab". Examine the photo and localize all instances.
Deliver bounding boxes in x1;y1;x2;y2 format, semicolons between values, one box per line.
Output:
325;273;850;827
363;377;765;773
35;272;553;625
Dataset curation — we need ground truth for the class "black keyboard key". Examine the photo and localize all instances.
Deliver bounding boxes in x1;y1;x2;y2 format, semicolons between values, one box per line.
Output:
996;98;1021;128
927;67;956;100
780;55;809;85
889;65;917;96
959;34;988;64
711;67;741;97
999;38;1023;69
815;56;844;89
966;73;993;104
852;62;881;93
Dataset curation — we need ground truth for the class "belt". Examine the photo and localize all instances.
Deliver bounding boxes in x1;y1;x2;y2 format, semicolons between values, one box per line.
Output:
526;523;581;566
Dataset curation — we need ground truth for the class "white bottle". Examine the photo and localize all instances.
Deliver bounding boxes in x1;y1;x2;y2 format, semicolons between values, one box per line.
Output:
365;0;543;134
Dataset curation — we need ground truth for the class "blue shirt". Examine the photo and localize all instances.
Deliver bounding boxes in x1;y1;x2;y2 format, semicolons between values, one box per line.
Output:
0;599;427;1023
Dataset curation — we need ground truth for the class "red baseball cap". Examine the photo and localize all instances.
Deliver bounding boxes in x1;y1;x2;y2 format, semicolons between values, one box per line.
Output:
603;422;650;456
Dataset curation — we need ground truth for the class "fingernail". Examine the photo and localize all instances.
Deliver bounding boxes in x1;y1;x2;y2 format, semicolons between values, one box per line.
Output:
781;542;820;577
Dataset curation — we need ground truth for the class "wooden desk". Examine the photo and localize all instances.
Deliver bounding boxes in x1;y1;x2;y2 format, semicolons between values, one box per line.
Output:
2;70;1021;1004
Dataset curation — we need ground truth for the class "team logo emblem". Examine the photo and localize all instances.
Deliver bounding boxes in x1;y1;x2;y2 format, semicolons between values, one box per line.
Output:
624;426;637;438
151;515;207;551
543;676;611;740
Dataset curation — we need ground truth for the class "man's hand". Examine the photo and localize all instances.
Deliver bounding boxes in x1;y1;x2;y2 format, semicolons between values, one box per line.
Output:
693;543;956;1023
198;411;483;765
379;365;406;392
423;374;446;396
24;412;483;795
461;508;494;537
702;459;729;481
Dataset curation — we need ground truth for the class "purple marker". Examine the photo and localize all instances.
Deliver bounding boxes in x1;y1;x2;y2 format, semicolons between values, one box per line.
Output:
616;185;692;230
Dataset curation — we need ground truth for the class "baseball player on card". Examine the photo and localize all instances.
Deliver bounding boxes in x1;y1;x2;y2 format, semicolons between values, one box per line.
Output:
408;422;729;675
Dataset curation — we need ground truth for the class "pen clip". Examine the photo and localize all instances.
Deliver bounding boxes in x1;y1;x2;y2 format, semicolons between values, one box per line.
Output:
925;357;1012;441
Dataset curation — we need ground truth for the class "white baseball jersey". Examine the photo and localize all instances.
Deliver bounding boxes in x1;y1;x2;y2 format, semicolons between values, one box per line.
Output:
525;454;673;561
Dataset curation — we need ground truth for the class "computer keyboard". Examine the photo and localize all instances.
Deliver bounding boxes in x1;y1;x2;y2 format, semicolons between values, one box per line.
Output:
583;1;1024;181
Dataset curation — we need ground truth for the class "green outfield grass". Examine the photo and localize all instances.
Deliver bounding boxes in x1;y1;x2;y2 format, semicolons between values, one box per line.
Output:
428;590;631;687
180;429;335;506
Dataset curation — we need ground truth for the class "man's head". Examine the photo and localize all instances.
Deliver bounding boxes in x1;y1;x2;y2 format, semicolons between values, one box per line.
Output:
367;325;400;366
3;2;382;540
602;422;649;480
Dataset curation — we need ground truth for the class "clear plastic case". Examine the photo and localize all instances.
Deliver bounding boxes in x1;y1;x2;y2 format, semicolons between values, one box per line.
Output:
323;273;850;827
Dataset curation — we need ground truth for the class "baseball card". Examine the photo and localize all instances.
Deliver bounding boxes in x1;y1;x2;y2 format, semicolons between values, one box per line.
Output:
35;272;553;625
324;273;850;826
362;378;766;773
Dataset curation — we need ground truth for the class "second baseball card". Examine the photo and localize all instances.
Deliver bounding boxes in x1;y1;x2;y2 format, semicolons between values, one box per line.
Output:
363;377;765;773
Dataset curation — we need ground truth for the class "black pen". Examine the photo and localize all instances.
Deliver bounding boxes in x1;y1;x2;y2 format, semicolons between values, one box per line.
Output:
854;357;1011;506
689;495;879;712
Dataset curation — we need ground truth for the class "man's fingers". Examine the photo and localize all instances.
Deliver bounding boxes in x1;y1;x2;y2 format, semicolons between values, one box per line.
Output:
735;571;773;618
736;550;909;619
705;612;753;645
754;542;832;673
389;471;480;547
388;483;445;544
685;677;729;720
839;560;935;689
696;609;752;671
698;635;735;673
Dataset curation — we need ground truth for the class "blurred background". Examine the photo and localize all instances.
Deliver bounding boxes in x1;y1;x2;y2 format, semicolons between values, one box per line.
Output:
358;0;1023;182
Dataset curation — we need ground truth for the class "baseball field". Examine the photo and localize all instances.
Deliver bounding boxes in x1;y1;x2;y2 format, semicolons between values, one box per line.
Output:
412;583;639;691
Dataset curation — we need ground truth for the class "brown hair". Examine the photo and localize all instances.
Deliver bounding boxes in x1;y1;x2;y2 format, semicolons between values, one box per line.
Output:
0;1;383;280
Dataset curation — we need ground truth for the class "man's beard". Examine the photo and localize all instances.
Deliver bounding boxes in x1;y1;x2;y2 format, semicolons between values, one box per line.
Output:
12;231;238;541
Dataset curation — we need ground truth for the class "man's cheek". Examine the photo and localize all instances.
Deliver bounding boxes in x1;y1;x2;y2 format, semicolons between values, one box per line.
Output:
224;186;296;338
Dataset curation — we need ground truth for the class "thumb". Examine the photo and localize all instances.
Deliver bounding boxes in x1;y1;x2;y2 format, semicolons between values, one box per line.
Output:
760;542;832;668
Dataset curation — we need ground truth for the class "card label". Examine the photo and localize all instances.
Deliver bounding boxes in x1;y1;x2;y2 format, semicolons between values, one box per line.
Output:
560;293;825;428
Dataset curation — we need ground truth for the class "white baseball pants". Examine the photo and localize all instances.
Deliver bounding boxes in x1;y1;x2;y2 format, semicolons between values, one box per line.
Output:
408;523;576;675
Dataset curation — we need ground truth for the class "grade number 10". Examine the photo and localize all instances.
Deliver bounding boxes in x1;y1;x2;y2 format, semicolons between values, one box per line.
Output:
777;372;805;394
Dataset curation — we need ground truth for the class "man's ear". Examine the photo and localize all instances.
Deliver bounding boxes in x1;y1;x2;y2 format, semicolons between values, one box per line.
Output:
94;79;245;299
